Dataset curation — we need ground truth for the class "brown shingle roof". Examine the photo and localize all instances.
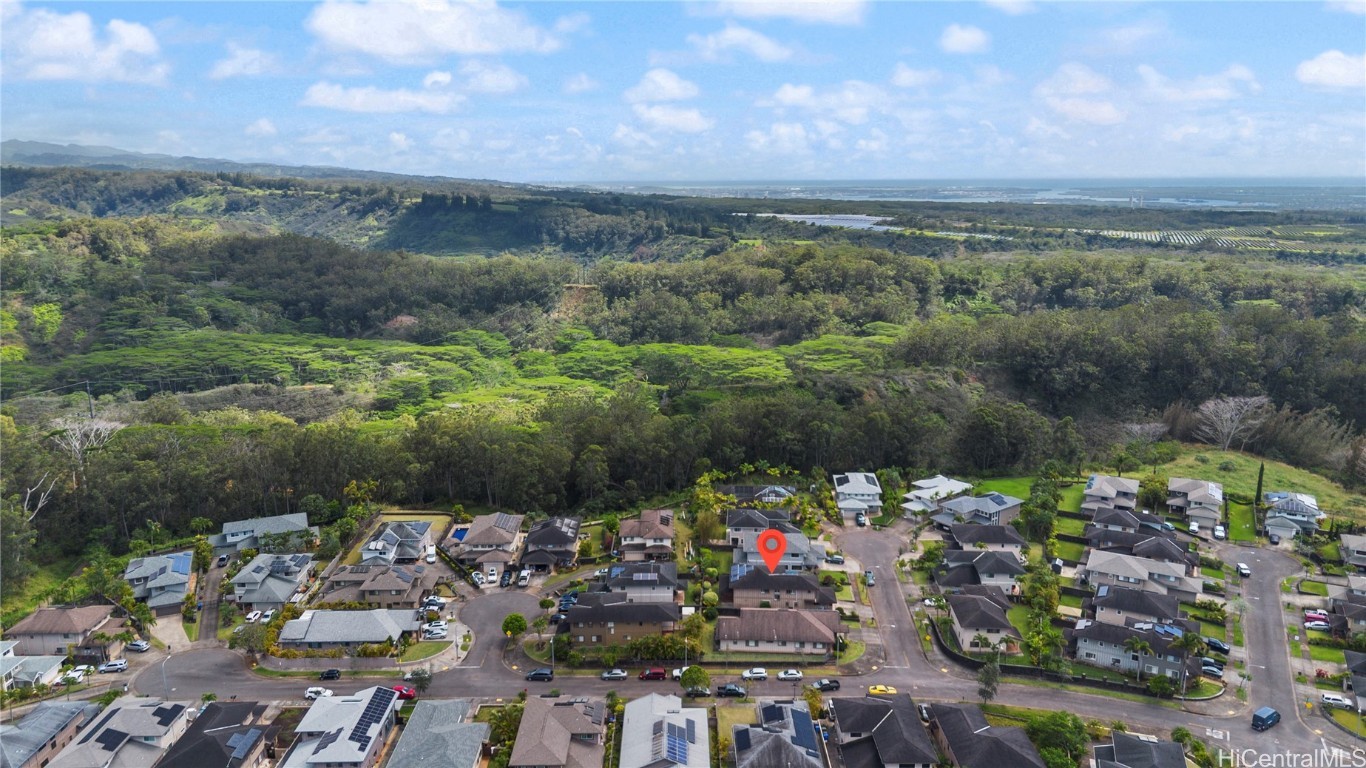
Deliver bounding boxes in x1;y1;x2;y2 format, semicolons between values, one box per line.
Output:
7;606;113;636
716;608;840;644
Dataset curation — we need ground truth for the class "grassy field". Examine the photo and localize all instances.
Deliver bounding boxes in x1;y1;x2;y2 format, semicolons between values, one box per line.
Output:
1228;502;1256;542
1155;447;1366;521
1053;539;1086;562
1054;516;1088;536
1301;580;1330;597
974;477;1082;514
1309;644;1346;665
0;555;84;628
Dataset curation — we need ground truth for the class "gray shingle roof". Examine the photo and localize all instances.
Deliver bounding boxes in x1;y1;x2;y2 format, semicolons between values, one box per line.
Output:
716;608;841;644
0;702;97;768
1100;732;1188;768
829;694;935;766
947;593;1018;634
388;700;489;768
949;524;1026;547
1089;585;1181;621
508;696;603;768
278;609;418;645
6;605;113;637
932;703;1046;768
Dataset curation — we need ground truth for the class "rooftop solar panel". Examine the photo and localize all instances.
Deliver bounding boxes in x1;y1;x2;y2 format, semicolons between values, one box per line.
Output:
313;729;341;755
95;728;129;752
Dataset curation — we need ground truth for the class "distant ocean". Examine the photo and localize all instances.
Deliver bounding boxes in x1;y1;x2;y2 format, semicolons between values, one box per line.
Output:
568;178;1366;211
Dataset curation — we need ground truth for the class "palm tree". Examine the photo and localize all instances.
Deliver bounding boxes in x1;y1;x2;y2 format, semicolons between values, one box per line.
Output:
1123;636;1152;684
1172;632;1208;694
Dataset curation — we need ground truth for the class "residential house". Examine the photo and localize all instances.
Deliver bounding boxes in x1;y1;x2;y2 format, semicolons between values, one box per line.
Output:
277;609;418;652
1084;529;1197;570
619;694;709;768
1167;478;1224;527
564;593;678;647
715;608;841;656
319;564;434;609
230;553;313;612
716;485;798;506
599;562;680;604
945;592;1020;653
212;513;319;554
279;686;397;768
926;703;1045;768
1337;602;1366;635
933;550;1026;594
1092;507;1142;533
454;513;524;567
832;473;882;519
732;701;824;768
359;521;433;567
1343;652;1366;713
1086;586;1182;627
727;565;835;610
4;605;125;661
1081;550;1201;601
1329;574;1366;612
124;550;195;616
1343;534;1366;573
1070;619;1200;683
827;693;936;768
929;493;1023;529
388;700;490;768
1093;731;1189;768
948;524;1026;557
735;530;825;573
48;698;194;768
726;508;796;547
157;700;273;768
0;701;97;768
901;475;973;516
1264;492;1325;538
507;695;605;768
521;516;583;571
618;510;675;562
1081;475;1140;516
0;641;65;691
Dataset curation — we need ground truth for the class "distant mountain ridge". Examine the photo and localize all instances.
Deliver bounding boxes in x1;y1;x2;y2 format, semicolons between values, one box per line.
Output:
1;139;510;186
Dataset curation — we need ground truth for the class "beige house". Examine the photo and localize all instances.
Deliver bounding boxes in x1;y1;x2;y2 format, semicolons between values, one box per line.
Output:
319;564;434;609
716;608;841;656
1081;550;1201;601
508;695;605;768
618;509;675;562
455;512;524;567
946;592;1020;653
5;606;126;660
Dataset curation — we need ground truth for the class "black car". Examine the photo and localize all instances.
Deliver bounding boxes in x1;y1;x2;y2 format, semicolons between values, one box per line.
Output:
1269;533;1282;545
716;683;747;697
320;669;341;681
550;613;566;623
1204;637;1231;655
810;679;841;692
500;570;513;587
684;686;711;698
525;668;554;682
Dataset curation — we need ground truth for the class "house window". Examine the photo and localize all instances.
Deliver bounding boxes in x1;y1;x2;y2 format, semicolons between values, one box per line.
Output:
1111;658;1121;666
746;640;758;647
1084;652;1096;660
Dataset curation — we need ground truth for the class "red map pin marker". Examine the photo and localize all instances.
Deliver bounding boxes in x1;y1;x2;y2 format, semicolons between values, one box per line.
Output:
757;529;787;574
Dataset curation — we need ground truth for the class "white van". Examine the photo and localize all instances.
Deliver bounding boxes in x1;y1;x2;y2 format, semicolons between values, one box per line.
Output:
425;545;437;564
517;570;531;587
1188;521;1200;535
1322;693;1354;709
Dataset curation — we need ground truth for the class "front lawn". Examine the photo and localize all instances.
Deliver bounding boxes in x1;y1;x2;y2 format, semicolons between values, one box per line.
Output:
1201;566;1225;580
716;703;757;734
1052;539;1085;562
1300;580;1330;597
400;640;452;662
1309;644;1346;665
1227;502;1256;542
837;640;866;665
183;617;200;642
1329;707;1366;736
820;570;854;601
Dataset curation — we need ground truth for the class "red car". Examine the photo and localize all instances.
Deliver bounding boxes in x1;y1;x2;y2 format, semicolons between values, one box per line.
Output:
392;685;417;700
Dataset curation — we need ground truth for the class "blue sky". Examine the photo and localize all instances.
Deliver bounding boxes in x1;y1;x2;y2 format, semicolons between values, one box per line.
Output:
2;0;1363;182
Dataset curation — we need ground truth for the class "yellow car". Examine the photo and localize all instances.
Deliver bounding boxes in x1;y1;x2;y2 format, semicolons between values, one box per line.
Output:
867;684;898;695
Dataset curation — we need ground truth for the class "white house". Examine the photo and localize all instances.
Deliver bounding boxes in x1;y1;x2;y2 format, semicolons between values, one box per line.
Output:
901;475;973;515
832;473;882;518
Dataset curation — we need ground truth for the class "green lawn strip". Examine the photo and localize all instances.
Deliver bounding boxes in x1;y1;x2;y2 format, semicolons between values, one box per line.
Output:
1197;619;1226;639
1201;566;1225;580
1328;708;1366;736
974;477;1034;502
217;615;244;641
1006;605;1032;638
183;617;200;643
1230;616;1244;646
400;640;452;662
1318;541;1345;563
910;570;929;586
1309;644;1346;665
1300;580;1329;597
837;640;866;665
1053;539;1085;562
1058;483;1085;514
1053;516;1088;537
1059;594;1083;609
1227;502;1256;542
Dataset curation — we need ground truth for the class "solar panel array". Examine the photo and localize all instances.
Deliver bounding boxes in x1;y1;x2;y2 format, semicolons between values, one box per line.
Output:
665;722;689;764
226;728;263;761
152;704;186;726
95;728;128;752
788;709;819;755
312;729;341;755
394;569;414;584
347;687;397;752
633;572;658;582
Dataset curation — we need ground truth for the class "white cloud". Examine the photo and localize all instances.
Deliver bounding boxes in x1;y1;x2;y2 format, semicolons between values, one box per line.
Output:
460;60;528;94
564;73;599;94
710;1;866;26
763;80;886;124
686;23;792;62
209;42;278;80
423;70;453;88
301;81;464;113
1295;50;1366;88
1;4;168;83
631;103;713;132
244;118;277;137
1035;63;1125;125
891;63;941;88
984;0;1036;15
745;122;810;153
771;83;816;107
1089;20;1167;56
1164;124;1201;142
1326;0;1366;13
389;132;411;151
612;123;658;148
1043;97;1125;125
1037;62;1112;95
624;68;700;103
305;0;568;62
854;128;888;152
939;24;990;54
1137;64;1260;102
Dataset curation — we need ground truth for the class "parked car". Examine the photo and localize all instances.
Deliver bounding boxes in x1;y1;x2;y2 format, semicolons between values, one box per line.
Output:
1269;533;1282;545
810;679;841;692
260;609;275;623
423;596;447;608
854;512;867;527
98;659;128;673
425;545;437;564
867;684;897;695
1201;657;1224;670
1204;637;1231;655
1304;610;1329;621
639;668;668;680
500;570;513;587
423;621;448;632
487;567;498;582
320;669;341;681
472;571;485;585
1322;693;1355;710
550;613;566;624
304;687;333;700
601;668;629;681
127;640;151;653
1213;525;1226;540
1201;665;1224;679
525;668;554;682
245;610;262;623
1305;620;1332;631
864;570;875;587
1237;563;1252;577
741;668;768;681
518;570;532;587
716;683;747;698
777;669;803;681
684;686;711;698
825;554;845;565
671;668;686;680
216;554;229;567
1161;521;1176;532
392;685;417;700
594;568;610;578
918;703;932;723
423;630;449;640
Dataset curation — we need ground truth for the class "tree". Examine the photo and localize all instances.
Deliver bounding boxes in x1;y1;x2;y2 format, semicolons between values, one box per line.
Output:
1194;396;1272;451
802;686;825;718
189;516;214;535
1148;675;1174;698
539;598;556;610
679;665;710;691
1025;711;1087;765
1172;633;1208;692
977;658;1000;704
502;613;528;639
191;535;214;573
1123;636;1152;684
1138;473;1169;512
229;622;269;653
407;667;433;694
0;502;38;597
532;615;549;637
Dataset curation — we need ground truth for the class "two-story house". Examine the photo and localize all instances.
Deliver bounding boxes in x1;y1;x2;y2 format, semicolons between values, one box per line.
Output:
319;564;434;609
0;701;95;768
360;521;433;567
618;510;675;562
1329;574;1366;612
1167;478;1224;529
727;565;835;610
725;508;796;547
1084;529;1197;570
828;693;936;768
279;687;396;768
48;698;195;768
735;530;825;573
564;593;678;647
124;550;195;616
832;472;882;519
1342;534;1366;573
715;484;797;506
900;474;974;516
599;562;680;603
1091;507;1141;533
1093;732;1189;768
1081;550;1200;601
455;512;524;567
946;591;1020;653
934;550;1026;594
620;695;709;768
508;696;604;768
930;493;1023;529
926;703;1045;768
157;701;272;768
230;553;313;612
5;605;123;659
389;700;489;768
1070;619;1200;684
0;641;65;691
716;608;842;656
520;516;582;572
211;513;319;555
948;524;1026;558
1264;492;1326;540
1086;585;1182;627
732;701;822;768
1080;475;1140;516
